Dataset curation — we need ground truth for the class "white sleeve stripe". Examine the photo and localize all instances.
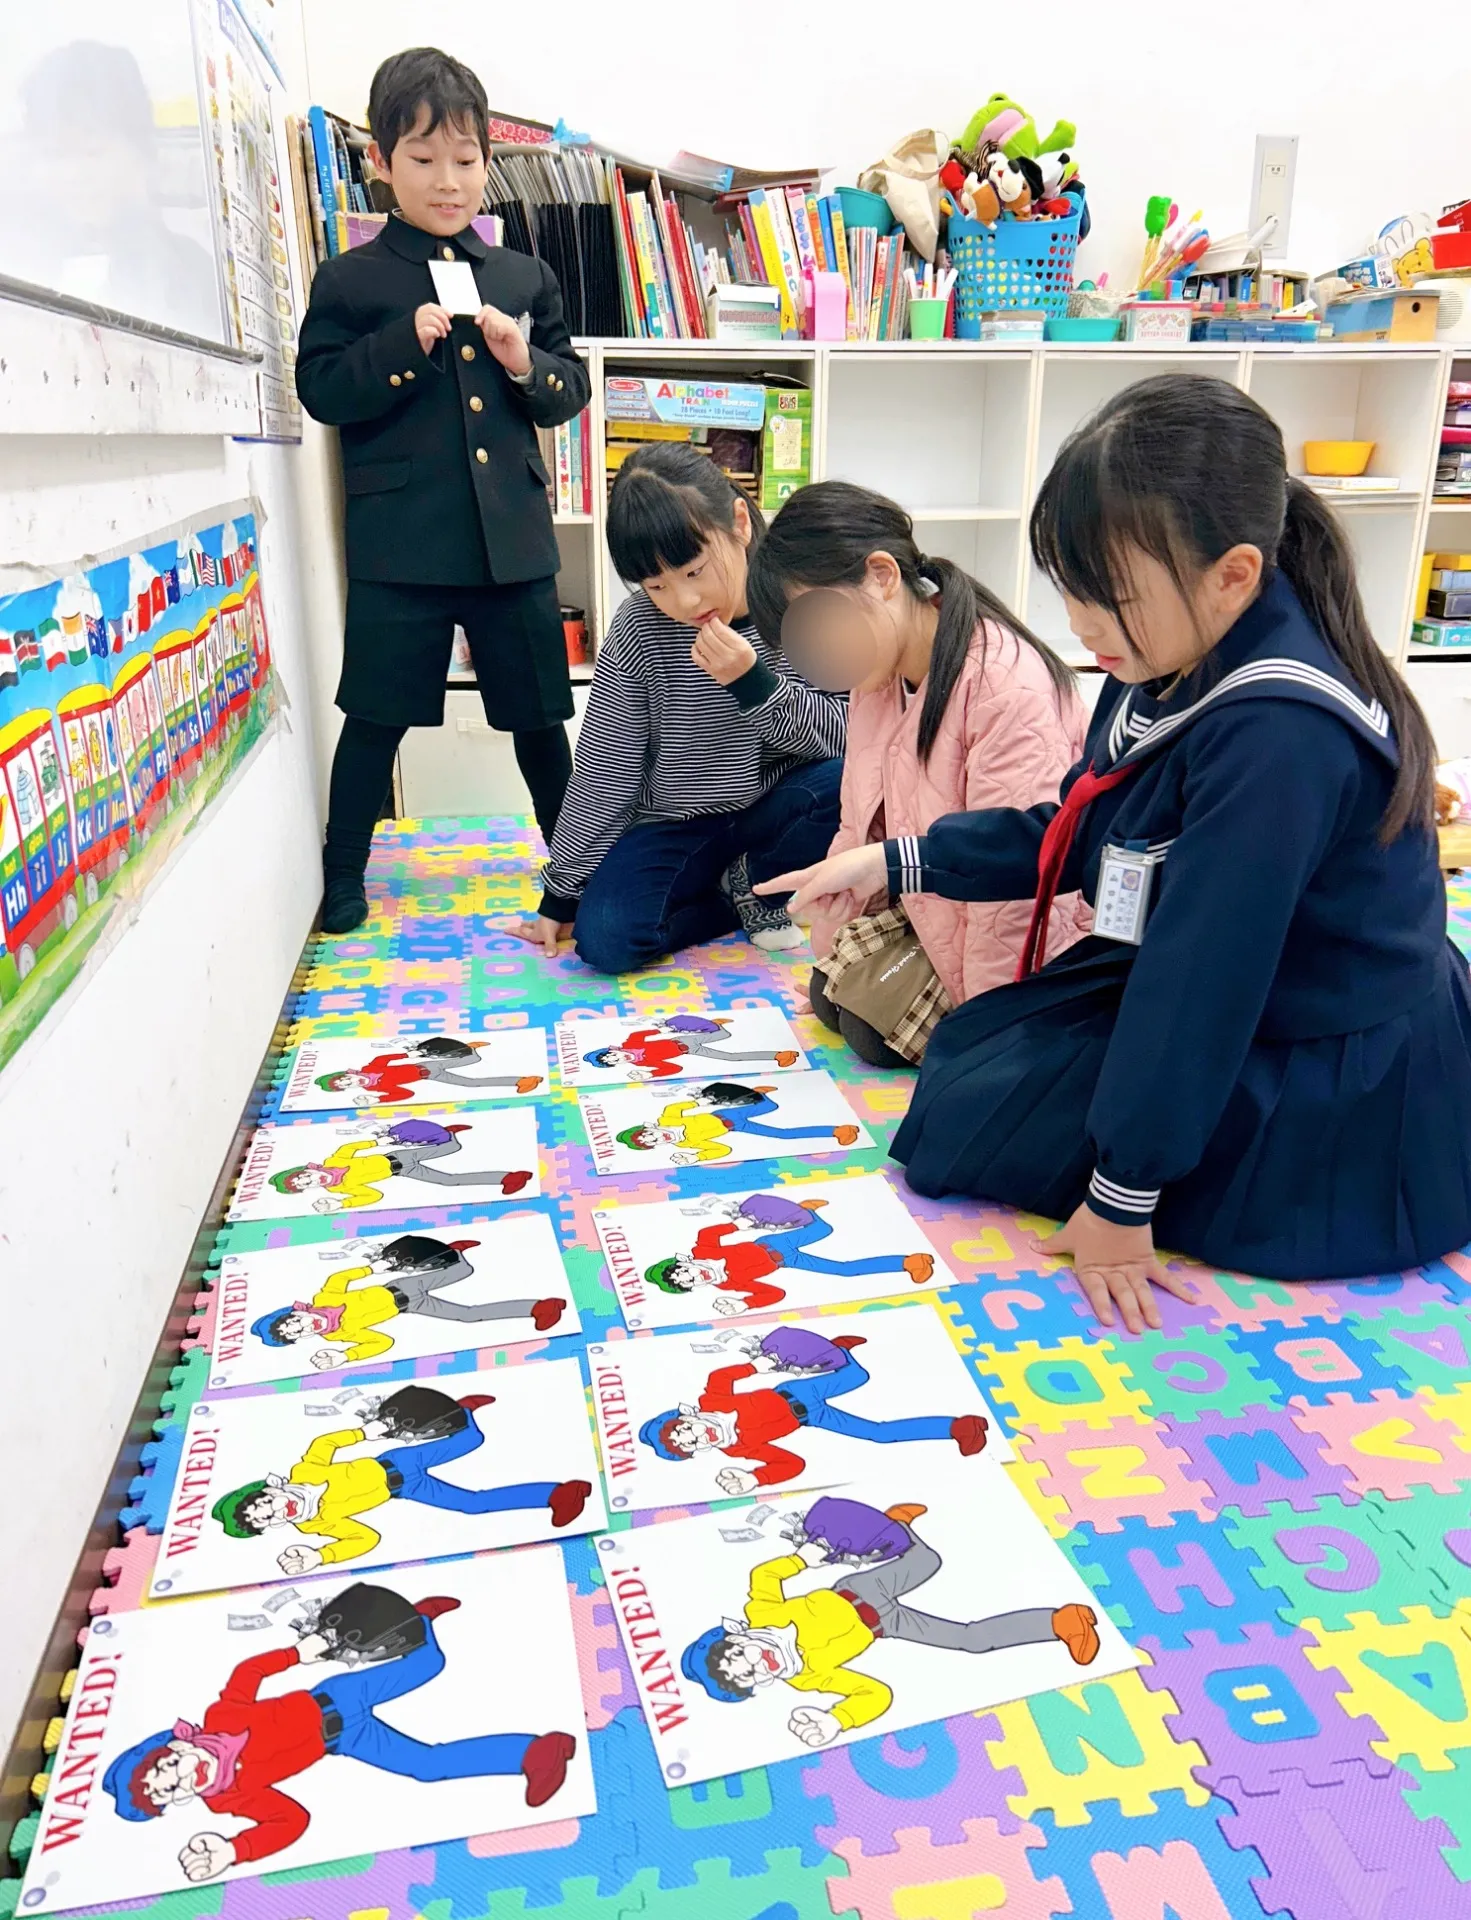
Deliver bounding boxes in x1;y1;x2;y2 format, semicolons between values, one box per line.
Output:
1089;1170;1160;1212
896;833;923;895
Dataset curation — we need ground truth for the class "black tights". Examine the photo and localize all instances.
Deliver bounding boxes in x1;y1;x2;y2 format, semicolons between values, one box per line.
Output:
324;716;572;880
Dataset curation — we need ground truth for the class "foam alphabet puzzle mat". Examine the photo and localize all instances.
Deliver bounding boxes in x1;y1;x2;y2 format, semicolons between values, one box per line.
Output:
11;815;1471;1920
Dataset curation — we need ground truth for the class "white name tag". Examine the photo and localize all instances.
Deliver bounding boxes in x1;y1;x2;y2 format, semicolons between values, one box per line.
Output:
428;259;484;314
1094;844;1155;946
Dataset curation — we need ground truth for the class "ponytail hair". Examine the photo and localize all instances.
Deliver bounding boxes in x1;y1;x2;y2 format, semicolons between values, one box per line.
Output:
748;480;1073;764
1030;373;1434;842
606;442;766;585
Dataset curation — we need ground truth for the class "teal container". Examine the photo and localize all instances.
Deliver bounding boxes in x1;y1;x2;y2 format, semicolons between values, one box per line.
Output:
837;186;894;235
1045;316;1120;341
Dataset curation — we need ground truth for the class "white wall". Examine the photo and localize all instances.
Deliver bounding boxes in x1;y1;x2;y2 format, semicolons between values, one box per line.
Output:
300;0;1468;291
0;9;344;1739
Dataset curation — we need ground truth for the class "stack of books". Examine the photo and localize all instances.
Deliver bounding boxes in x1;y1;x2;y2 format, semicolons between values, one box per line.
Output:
719;186;914;340
1437;381;1471;500
538;412;596;519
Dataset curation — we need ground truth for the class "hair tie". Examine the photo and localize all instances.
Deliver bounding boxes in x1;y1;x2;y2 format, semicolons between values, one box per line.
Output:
916;559;941;598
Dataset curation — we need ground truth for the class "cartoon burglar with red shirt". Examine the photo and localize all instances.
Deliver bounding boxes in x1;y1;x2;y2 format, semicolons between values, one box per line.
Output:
584;1014;799;1081
638;1325;988;1493
103;1593;575;1883
644;1192;935;1314
316;1035;543;1106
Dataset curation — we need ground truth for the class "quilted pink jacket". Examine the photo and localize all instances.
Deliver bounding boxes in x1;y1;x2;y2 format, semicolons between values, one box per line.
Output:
809;622;1092;1002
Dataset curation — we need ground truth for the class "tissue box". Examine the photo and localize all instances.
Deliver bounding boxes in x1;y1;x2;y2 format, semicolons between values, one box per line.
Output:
706;284;783;342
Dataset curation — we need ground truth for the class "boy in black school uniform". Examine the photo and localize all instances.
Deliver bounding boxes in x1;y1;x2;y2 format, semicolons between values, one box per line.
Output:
296;47;590;934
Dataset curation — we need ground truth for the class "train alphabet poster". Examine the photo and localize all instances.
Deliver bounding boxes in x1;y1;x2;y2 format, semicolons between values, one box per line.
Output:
227;1109;541;1223
597;1462;1139;1787
589;1302;1009;1515
277;1028;550;1114
592;1174;953;1329
20;1550;595;1913
0;504;276;1071
149;1358;604;1599
580;1071;872;1176
205;1213;579;1391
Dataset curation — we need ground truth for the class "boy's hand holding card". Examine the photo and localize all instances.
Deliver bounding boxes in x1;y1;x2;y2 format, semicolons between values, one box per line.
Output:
475;304;533;376
414;302;453;353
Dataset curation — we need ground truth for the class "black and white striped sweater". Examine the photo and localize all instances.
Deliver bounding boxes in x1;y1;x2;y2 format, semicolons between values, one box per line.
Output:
539;592;847;918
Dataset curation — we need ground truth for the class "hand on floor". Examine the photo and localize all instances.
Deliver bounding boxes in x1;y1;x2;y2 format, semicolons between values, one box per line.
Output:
1046;1203;1197;1334
507;914;574;957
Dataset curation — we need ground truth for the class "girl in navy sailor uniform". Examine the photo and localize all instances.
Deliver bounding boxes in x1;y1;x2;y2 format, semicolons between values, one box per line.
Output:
760;376;1471;1332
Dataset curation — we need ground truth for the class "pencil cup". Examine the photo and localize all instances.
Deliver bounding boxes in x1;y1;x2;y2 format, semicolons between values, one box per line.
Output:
909;298;947;340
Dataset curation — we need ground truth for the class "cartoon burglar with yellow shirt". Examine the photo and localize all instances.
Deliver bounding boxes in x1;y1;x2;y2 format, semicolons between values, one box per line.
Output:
681;1494;1100;1748
617;1081;859;1165
212;1386;591;1575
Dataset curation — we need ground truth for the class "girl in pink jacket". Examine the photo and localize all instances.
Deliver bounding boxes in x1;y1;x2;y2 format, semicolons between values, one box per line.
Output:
748;483;1089;1065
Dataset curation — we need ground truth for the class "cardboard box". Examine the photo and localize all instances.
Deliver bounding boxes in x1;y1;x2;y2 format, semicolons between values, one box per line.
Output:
1327;290;1440;342
1120;300;1193;342
1413;616;1471;649
604;375;767;429
706;284;783;342
761;387;812;509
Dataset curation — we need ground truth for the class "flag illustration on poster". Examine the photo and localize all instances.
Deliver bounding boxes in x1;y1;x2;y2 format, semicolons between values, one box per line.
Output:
227;1108;541;1222
557;1010;808;1089
593;1174;950;1329
580;1071;870;1176
150;1358;603;1600
598;1462;1138;1786
205;1212;577;1391
590;1302;1008;1514
277;1027;550;1113
20;1551;594;1912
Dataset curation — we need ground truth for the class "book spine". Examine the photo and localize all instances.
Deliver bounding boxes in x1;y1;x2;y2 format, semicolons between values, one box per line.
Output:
557;422;572;516
646;175;687;337
867;236;885;340
610;164;646;336
787;186;819;283
627;193;666;337
877;237;894;340
661;193;700;337
306;107;339;257
749;193;796;335
766;189;804;331
739;203;762;282
829;202;858;339
568;413;581;516
814;195;835;274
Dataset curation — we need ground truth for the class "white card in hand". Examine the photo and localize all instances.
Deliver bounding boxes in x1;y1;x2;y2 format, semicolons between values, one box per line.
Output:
429;258;483;314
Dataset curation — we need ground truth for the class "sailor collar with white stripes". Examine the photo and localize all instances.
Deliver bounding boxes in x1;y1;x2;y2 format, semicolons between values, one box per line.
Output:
1099;572;1397;775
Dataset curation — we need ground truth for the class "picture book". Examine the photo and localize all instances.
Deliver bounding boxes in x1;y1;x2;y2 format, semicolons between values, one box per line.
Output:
150;1359;603;1600
598;1461;1138;1786
589;1301;1009;1514
204;1213;578;1392
277;1029;550;1114
21;1551;593;1911
556;1009;807;1089
593;1174;951;1329
579;1071;871;1176
227;1110;541;1223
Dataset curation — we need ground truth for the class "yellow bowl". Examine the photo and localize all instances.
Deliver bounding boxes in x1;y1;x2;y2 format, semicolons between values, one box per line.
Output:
1303;439;1375;476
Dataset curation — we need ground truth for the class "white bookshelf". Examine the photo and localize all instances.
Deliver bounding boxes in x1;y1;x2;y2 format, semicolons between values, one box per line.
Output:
398;340;1468;813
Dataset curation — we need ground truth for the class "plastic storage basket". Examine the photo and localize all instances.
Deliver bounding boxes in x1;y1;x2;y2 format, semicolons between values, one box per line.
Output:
948;211;1081;336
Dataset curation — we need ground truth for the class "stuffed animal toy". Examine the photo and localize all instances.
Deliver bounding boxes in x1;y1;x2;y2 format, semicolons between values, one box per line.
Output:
961;93;1076;166
961;149;1033;225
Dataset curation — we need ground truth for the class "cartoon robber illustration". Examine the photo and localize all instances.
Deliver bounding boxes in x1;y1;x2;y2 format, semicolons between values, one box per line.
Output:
268;1116;533;1212
617;1082;859;1165
251;1232;566;1369
211;1385;592;1574
585;1014;799;1081
315;1035;544;1106
647;1191;934;1313
103;1583;577;1880
681;1494;1101;1747
638;1326;987;1492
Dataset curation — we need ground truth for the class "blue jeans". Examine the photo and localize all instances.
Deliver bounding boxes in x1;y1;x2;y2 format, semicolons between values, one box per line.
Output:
762;1215;911;1281
381;1419;556;1515
574;759;843;974
315;1620;531;1779
779;1350;955;1445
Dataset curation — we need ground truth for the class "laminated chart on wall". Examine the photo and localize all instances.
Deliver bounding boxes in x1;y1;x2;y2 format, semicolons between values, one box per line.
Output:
0;507;274;1070
580;1068;870;1174
19;1550;593;1913
16;813;1471;1920
594;1171;952;1327
226;1108;542;1221
276;1026;551;1113
556;1008;808;1088
589;1301;1007;1512
150;1359;603;1597
205;1211;579;1390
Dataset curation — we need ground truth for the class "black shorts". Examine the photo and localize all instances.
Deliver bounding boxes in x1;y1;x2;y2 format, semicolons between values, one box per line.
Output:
338;576;573;731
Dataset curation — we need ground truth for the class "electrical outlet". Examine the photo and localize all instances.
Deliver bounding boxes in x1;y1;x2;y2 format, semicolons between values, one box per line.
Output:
1249;135;1298;259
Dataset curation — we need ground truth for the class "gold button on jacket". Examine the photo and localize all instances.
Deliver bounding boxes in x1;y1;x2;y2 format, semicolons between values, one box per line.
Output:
461;344;475;361
469;395;483;412
475;448;489;464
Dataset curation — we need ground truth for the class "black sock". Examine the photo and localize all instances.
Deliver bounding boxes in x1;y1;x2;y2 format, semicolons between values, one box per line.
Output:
512;724;572;843
325;716;408;881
